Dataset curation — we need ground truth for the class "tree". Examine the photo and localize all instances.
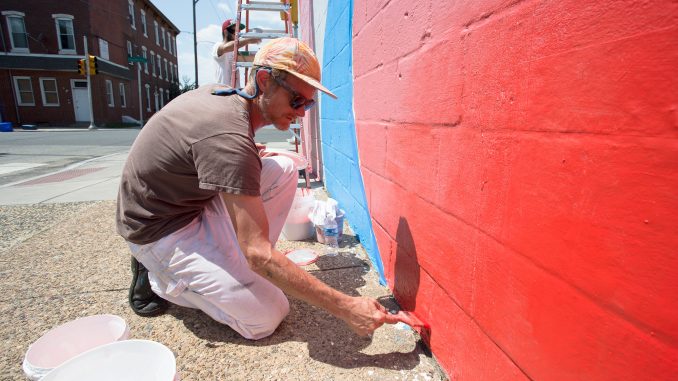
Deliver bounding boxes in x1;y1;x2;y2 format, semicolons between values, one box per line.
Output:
169;82;181;100
179;76;197;94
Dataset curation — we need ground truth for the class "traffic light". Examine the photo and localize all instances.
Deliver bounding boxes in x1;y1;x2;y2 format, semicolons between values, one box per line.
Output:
77;59;86;75
88;55;98;75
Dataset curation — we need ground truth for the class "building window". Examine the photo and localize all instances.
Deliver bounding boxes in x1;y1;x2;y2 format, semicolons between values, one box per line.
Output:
154;21;159;45
105;80;114;107
142;46;148;73
164;59;168;82
140;10;147;36
2;11;29;53
169;62;174;82
166;89;170;104
172;36;177;57
159;87;164;108
167;33;172;55
154;86;159;111
150;51;155;76
161;26;166;50
128;0;136;29
145;84;151;111
99;38;109;60
39;78;59;106
126;41;132;57
52;15;76;54
157;57;162;79
13;76;34;106
119;83;127;108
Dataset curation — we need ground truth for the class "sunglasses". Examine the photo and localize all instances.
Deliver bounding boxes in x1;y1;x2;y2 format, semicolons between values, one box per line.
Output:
270;72;316;111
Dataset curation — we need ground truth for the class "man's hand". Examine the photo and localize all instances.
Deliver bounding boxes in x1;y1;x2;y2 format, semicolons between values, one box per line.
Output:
340;297;415;336
255;143;266;157
256;143;277;158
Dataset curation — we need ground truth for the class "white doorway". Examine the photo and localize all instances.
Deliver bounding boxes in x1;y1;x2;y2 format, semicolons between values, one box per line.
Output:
70;80;90;122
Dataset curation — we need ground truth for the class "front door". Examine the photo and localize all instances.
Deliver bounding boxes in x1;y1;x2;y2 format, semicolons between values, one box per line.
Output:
71;80;90;122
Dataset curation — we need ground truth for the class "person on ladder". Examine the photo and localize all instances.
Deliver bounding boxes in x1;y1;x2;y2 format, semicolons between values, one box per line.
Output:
213;19;261;86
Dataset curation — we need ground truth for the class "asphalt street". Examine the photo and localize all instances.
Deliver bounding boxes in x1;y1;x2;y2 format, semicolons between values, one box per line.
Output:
0;126;293;187
0;129;140;186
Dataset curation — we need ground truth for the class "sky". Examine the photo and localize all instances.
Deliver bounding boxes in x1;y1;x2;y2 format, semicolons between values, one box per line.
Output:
150;0;283;86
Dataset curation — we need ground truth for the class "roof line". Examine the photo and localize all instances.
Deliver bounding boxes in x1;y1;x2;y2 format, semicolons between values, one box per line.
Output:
143;0;180;34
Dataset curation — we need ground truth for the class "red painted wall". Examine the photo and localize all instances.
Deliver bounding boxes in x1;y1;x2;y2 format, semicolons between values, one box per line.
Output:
352;0;678;379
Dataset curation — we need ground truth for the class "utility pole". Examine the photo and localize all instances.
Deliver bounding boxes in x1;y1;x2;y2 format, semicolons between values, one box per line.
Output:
193;0;199;87
137;63;143;127
83;36;96;130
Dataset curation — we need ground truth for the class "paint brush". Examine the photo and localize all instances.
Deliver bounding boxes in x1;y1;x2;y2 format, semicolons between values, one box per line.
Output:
388;311;431;345
398;311;429;328
387;311;428;328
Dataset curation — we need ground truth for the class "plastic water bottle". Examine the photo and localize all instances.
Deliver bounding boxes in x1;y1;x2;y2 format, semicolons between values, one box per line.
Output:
324;221;339;256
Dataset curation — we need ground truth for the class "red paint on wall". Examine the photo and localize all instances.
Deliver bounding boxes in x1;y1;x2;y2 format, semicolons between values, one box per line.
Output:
353;0;678;378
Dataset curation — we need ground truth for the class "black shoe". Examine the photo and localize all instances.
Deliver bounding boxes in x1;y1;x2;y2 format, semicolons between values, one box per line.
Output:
129;257;168;317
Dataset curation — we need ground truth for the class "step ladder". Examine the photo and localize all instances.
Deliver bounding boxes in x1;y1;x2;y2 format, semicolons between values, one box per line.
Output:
230;1;308;185
229;0;295;87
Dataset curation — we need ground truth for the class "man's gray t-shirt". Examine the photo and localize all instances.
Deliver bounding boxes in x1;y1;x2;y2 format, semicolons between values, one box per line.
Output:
116;84;261;244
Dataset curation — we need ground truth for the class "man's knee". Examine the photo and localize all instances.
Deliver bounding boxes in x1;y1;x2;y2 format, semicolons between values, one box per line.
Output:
279;156;298;181
265;156;297;180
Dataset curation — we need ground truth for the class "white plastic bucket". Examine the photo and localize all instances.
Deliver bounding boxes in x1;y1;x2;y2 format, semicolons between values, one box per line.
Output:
41;339;178;381
23;314;129;380
281;188;315;241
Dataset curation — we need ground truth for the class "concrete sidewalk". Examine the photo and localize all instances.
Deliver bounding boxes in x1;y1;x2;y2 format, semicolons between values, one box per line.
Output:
0;147;446;380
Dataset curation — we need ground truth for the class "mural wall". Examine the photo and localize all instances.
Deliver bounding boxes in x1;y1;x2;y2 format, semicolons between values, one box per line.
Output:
306;0;678;378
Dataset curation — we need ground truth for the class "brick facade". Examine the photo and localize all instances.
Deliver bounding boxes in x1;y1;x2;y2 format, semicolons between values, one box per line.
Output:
0;0;179;127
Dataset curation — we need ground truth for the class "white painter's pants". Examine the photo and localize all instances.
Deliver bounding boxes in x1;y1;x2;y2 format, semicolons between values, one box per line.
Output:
128;156;297;340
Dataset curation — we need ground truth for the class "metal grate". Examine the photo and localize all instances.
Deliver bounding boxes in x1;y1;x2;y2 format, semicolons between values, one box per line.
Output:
14;167;105;186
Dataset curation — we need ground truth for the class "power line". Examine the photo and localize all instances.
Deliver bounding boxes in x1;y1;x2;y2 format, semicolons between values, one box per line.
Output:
207;0;228;24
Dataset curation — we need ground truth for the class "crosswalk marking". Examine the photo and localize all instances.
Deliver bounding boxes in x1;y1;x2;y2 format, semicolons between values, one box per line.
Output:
0;163;46;176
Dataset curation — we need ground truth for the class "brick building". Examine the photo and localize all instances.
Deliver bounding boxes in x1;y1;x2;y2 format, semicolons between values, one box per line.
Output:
0;0;179;127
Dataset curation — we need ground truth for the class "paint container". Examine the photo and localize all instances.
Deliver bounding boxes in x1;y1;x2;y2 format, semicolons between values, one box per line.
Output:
281;188;315;241
22;314;129;380
315;211;345;244
285;248;319;266
41;340;178;381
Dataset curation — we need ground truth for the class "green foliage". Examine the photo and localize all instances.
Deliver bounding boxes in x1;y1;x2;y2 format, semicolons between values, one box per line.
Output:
179;76;197;94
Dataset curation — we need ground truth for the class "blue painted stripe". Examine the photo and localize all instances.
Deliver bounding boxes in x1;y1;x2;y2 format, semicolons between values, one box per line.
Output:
320;0;386;284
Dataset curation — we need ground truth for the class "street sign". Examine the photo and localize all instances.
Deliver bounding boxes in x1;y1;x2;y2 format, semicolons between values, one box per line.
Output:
127;56;147;63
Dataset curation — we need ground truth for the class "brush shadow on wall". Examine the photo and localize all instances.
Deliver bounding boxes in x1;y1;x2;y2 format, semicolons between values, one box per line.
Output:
393;217;419;311
392;217;432;352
